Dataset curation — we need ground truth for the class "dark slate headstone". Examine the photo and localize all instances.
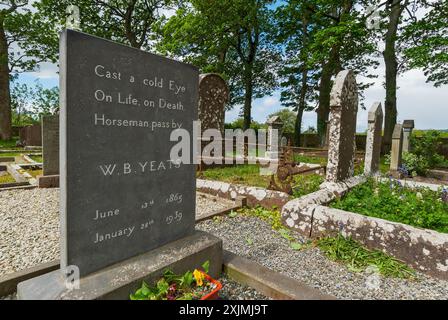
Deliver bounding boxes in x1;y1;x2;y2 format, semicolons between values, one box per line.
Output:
42;115;59;175
60;30;198;276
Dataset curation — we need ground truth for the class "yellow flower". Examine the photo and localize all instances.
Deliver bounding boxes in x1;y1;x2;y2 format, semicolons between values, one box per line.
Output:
193;269;204;287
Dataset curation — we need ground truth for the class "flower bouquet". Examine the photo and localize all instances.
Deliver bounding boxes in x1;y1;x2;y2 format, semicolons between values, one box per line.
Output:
130;261;222;300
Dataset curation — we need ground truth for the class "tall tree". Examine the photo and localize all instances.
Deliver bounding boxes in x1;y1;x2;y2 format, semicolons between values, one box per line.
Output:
306;0;377;145
36;0;177;50
0;0;56;140
382;0;409;153
273;0;319;146
159;0;280;130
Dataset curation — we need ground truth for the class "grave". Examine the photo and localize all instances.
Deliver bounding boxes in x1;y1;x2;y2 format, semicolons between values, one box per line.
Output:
38;115;60;188
198;73;229;136
364;102;383;175
266;116;283;160
325;70;358;183
402;120;415;153
17;30;222;300
390;123;403;178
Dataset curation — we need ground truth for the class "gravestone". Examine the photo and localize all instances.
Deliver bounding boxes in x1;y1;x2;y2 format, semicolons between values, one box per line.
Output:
364;102;383;175
390;123;403;177
198;73;229;135
42;115;59;175
326;70;359;182
19;124;42;146
18;30;222;300
402;120;415;153
266;116;283;159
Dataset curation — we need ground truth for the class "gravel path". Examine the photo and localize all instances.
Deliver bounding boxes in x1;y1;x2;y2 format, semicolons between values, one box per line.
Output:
197;215;448;300
0;188;234;277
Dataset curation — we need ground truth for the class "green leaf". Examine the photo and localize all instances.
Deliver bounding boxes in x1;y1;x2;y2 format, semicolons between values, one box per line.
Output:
228;210;238;218
290;242;304;251
202;260;210;274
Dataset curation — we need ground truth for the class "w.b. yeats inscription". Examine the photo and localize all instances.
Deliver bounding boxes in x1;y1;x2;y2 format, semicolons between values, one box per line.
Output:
60;30;198;276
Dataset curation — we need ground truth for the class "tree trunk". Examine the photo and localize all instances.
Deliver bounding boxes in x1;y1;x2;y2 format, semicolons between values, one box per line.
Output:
242;69;253;131
382;0;406;154
0;21;12;141
295;65;308;147
317;60;333;145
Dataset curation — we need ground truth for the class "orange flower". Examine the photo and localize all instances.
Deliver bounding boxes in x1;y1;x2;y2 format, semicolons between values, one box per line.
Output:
193;269;204;287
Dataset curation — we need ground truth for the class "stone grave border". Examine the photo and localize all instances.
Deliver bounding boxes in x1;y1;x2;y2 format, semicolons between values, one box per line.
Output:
197;179;291;209
281;175;448;280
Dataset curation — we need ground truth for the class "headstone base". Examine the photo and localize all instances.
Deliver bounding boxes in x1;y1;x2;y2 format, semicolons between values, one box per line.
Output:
17;231;222;300
38;175;59;188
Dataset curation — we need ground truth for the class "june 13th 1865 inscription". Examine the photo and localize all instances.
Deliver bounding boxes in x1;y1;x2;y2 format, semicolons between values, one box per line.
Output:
59;30;198;276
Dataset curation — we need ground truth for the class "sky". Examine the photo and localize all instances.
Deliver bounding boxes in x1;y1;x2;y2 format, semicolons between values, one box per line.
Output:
14;1;448;132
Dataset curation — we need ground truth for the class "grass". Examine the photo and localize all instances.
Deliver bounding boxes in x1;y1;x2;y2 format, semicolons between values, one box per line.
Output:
315;234;416;279
199;164;324;197
0;173;16;184
232;207;415;279
331;178;448;233
199;165;269;188
29;155;43;163
293;154;327;165
0;152;23;158
26;169;43;178
0;138;21;149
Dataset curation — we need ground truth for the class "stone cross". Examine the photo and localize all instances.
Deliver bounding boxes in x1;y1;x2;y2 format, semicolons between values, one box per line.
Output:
402;120;415;153
198;74;229;136
266;115;283;159
326;70;359;182
390;123;403;176
364;102;383;175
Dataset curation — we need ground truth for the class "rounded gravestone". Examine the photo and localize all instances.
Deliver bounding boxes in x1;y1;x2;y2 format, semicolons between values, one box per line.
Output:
198;74;229;135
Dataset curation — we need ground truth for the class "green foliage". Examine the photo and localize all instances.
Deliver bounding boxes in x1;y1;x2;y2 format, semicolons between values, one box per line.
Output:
0;173;15;184
293;154;326;165
0;138;20;149
402;152;429;177
315;234;415;279
402;1;448;87
409;130;447;170
130;261;212;300
225;118;267;131
267;109;296;135
10;81;59;125
331;178;448;233
292;174;324;198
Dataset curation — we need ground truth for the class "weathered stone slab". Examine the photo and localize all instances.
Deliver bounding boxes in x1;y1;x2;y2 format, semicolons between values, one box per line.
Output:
42;115;59;176
390;123;403;177
60;30;198;276
38;175;59;188
198;73;229;135
17;231;222;300
281;176;366;234
364;102;383;175
197;179;290;209
266;116;283;160
326;70;358;182
402;120;415;153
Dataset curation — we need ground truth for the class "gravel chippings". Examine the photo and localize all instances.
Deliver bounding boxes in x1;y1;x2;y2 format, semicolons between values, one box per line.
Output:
0;188;236;278
219;275;270;300
0;188;59;277
196;192;235;219
197;215;448;300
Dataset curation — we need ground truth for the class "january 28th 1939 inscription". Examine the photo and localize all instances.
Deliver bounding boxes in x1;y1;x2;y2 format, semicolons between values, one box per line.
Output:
59;30;198;276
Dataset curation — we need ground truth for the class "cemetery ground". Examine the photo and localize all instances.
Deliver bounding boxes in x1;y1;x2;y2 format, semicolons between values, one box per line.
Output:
1;186;448;300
